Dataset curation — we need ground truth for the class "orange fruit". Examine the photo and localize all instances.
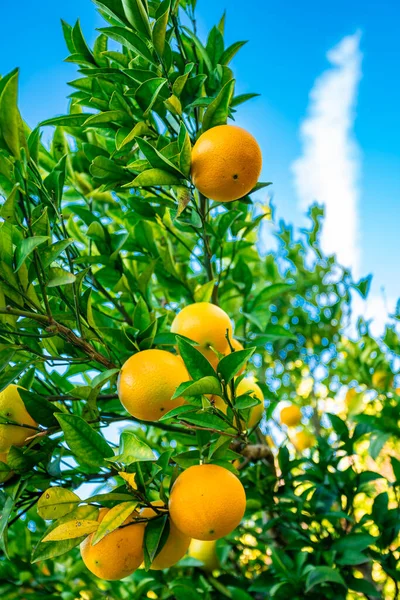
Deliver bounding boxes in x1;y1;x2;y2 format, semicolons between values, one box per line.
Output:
118;350;189;421
292;430;315;452
80;508;145;580
0;385;37;452
141;501;190;569
372;370;393;390
214;377;264;429
171;302;233;367
191;125;262;202
280;404;302;428
169;464;246;541
188;539;220;572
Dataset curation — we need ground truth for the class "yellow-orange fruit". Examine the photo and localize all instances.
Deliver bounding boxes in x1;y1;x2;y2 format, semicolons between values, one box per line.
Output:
0;385;37;452
292;430;315;452
188;539;220;572
214;377;264;429
141;501;190;569
372;370;393;390
118;350;189;421
280;404;302;428
80;508;145;580
191;125;262;202
169;464;246;541
171;303;233;367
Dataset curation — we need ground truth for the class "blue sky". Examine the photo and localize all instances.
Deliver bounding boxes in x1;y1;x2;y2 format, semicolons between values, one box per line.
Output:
1;0;399;330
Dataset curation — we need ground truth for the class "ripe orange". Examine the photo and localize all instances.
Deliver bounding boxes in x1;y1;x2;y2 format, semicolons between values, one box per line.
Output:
188;539;220;571
141;501;190;569
171;302;233;367
214;376;264;429
191;125;262;202
292;430;315;452
280;404;302;428
169;464;246;541
118;350;189;421
0;385;37;452
80;508;145;580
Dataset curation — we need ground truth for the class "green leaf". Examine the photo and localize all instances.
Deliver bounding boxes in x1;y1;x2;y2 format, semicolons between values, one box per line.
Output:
152;0;170;56
121;0;151;38
180;411;230;431
135;137;185;177
15;236;49;272
231;93;260;107
40;114;92;128
143;514;169;570
0;70;23;159
99;26;154;63
178;122;192;178
250;283;294;310
332;533;375;553
91;501;138;545
56;413;114;468
194;281;215;303
255;324;295;343
352;274;372;299
83;110;129;127
133;296;151;329
202;79;235;132
41;239;74;269
177;337;217;380
126;168;181;187
0;185;19;224
135;77;168;115
37;487;80;520
43;519;99;542
305;567;346;592
172;62;194;97
46;268;76;287
90;156;127;181
217;348;255;383
220;41;247;65
18;389;60;428
172;376;222;399
72;20;94;64
110;430;156;464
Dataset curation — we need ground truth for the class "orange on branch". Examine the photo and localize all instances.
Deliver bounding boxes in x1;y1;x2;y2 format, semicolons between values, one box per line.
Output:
191;125;262;202
0;385;37;452
171;302;233;367
118;349;189;421
80;508;145;580
169;464;246;541
292;430;315;452
280;404;302;428
140;501;190;569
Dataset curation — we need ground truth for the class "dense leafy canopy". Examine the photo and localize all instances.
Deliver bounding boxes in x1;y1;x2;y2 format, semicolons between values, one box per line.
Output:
0;0;399;599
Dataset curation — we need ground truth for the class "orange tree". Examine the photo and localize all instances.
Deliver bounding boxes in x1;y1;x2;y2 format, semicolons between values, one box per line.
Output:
0;1;399;599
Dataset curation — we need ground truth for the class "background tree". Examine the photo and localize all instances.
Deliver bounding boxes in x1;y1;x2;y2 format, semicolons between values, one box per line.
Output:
0;0;399;599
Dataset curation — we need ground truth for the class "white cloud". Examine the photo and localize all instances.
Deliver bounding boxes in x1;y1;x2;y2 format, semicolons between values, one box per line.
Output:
292;31;363;274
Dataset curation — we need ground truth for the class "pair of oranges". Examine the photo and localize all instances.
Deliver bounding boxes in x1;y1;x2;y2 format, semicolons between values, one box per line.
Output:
81;463;245;580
